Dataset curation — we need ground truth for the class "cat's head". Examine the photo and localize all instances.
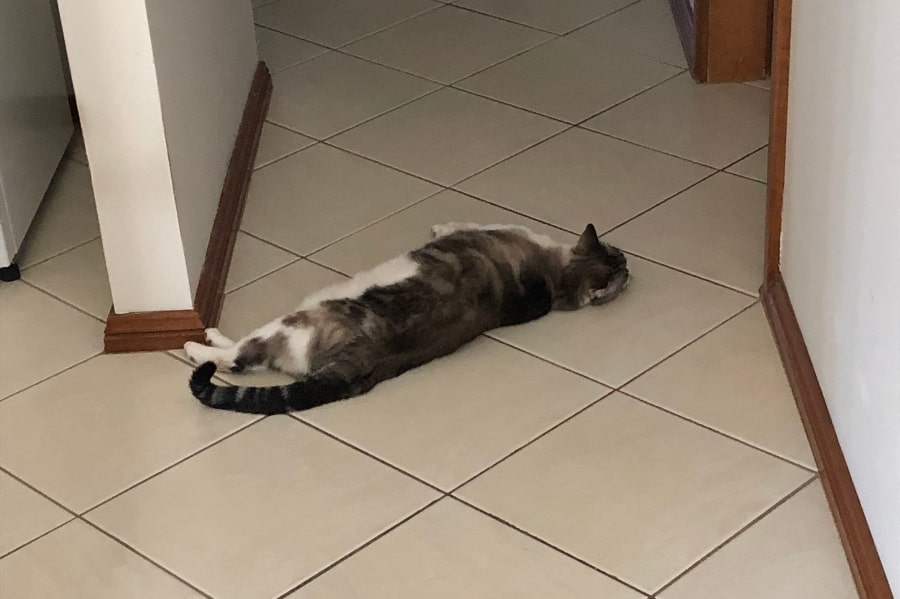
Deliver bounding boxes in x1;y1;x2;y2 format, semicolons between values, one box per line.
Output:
556;224;630;310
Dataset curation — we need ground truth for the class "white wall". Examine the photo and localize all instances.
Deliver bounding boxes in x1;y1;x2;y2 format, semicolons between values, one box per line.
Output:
57;0;193;312
145;0;257;296
782;1;900;592
57;0;257;313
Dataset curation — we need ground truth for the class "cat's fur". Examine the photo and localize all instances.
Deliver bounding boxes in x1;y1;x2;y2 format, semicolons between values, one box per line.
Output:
186;222;629;414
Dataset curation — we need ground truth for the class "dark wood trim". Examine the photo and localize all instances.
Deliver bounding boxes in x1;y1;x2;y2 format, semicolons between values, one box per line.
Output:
761;275;893;599
194;61;272;326
688;0;770;83
668;0;695;72
764;0;792;282
104;309;205;353
104;61;272;353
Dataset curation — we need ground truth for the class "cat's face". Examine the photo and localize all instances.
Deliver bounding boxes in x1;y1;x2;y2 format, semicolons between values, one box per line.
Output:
556;224;630;310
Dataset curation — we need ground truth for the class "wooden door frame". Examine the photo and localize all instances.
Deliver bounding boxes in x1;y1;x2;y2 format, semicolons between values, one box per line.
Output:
762;1;894;596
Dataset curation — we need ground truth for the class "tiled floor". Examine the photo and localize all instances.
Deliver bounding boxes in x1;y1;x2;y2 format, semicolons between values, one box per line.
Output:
0;1;859;597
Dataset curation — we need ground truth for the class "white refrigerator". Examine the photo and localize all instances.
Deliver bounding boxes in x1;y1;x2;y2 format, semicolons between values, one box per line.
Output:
0;0;74;281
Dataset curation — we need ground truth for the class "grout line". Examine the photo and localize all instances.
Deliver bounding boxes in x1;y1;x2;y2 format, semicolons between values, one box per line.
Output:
17;235;101;272
288;416;445;494
81;417;266;516
220;253;303;295
568;68;688;127
79;517;216;599
0;351;103;404
0;466;78;517
237;229;304;258
618;389;818;473
450;495;650;596
298;187;448;257
594;170;720;239
556;0;646;37
620;250;759;298
443;3;563;35
19;279;108;324
272;496;445;598
615;301;759;390
0;516;78;561
577;126;718;168
255;2;446;52
651;476;818;596
275;83;446;143
447;389;615;494
483;334;611;385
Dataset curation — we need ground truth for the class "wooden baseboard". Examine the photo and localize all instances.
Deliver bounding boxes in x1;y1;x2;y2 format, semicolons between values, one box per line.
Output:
194;61;272;326
676;0;770;83
668;0;696;73
104;61;272;353
104;309;205;353
761;273;893;599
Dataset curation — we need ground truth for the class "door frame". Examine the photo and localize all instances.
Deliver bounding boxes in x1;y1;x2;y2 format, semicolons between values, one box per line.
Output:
761;1;894;597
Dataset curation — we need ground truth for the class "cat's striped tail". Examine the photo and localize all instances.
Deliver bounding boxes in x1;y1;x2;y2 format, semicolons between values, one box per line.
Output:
189;362;374;415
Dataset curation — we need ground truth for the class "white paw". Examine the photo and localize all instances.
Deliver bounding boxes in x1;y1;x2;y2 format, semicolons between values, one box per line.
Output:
205;327;233;348
183;341;206;363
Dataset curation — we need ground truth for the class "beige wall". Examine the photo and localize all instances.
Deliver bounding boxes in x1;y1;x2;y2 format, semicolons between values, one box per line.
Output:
782;1;900;592
145;0;257;297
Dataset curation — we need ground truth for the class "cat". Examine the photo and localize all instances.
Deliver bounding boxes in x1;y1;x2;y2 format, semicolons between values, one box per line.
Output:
186;222;629;415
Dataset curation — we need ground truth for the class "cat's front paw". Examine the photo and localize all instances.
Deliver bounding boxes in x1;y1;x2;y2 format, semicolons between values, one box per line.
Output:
431;222;458;238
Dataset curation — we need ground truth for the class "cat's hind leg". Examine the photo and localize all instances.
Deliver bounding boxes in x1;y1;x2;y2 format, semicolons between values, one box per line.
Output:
205;328;235;348
184;341;239;370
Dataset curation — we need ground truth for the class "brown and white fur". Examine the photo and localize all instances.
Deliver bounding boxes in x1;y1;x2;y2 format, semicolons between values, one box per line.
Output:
186;222;629;414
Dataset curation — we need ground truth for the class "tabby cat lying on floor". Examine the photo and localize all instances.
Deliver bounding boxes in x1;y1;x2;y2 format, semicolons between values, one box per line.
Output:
186;222;629;414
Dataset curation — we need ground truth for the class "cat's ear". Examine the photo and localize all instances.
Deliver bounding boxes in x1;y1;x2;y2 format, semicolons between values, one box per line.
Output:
575;223;603;255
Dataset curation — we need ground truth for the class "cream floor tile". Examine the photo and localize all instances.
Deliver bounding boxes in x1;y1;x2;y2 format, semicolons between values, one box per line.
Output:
0;471;70;556
226;232;297;292
16;160;99;268
311;189;574;274
303;336;609;489
332;88;566;185
584;73;770;167
606;172;766;293
625;304;814;467
254;0;440;47
728;146;769;182
660;482;857;599
458;38;680;123
492;255;753;386
570;0;687;68
255;25;327;73
0;282;103;400
457;128;712;234
344;6;551;84
290;498;641;599
453;0;635;34
268;52;439;139
0;353;257;512
254;122;315;169
219;260;346;339
242;144;439;255
88;417;438;599
458;393;811;593
0;520;202;599
22;239;111;319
